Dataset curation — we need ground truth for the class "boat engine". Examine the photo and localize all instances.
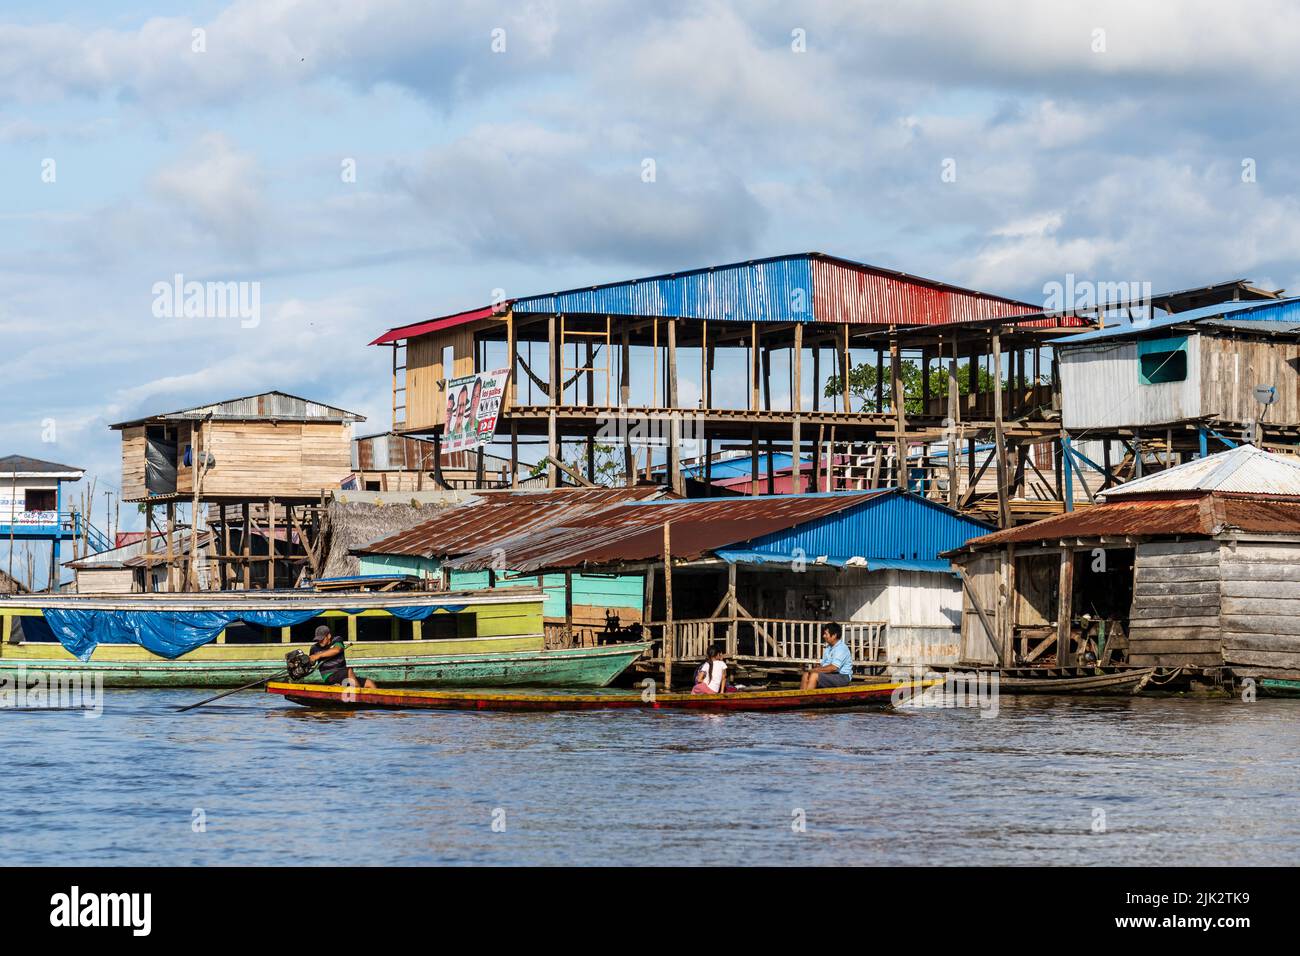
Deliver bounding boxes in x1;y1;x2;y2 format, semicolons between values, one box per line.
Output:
284;650;316;681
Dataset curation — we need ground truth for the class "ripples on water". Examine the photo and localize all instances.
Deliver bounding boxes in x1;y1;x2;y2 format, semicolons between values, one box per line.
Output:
1;691;1296;865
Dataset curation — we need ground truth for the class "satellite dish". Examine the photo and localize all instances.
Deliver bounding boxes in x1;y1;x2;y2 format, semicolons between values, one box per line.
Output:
1254;385;1277;406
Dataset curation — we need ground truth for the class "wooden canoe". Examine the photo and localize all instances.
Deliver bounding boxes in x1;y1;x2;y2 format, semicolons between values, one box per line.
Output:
265;677;942;712
991;666;1159;695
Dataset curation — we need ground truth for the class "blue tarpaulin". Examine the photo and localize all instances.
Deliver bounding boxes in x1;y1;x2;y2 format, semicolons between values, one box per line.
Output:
42;605;468;661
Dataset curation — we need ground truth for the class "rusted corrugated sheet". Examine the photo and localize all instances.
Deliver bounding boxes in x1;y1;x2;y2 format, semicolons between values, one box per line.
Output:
809;256;1042;326
353;487;668;557
955;493;1300;551
446;492;887;572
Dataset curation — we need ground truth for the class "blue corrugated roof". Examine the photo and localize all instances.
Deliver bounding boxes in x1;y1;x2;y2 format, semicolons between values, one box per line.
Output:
705;489;992;569
1056;296;1300;345
512;254;816;323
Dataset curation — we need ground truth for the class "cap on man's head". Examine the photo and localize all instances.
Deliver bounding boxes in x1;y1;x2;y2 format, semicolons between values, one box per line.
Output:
314;624;332;640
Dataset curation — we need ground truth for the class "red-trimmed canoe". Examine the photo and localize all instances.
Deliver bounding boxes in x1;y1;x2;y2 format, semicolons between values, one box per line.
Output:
265;677;941;712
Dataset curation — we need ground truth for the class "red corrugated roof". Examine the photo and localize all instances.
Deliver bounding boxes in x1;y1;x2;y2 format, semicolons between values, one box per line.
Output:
369;305;504;346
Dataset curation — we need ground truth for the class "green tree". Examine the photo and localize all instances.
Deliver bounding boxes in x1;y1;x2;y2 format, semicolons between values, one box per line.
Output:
825;360;1009;415
529;441;628;487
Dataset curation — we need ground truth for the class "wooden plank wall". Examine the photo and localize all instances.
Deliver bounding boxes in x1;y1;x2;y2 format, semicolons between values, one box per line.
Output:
1128;540;1223;667
200;422;351;497
120;425;148;500
958;553;999;665
1202;336;1300;425
405;324;485;431
74;568;137;594
1220;540;1300;677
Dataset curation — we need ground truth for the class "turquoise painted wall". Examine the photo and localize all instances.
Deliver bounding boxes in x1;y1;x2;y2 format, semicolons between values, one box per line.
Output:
358;554;643;617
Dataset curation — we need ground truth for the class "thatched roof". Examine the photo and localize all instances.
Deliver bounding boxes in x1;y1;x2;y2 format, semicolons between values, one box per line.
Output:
322;491;478;577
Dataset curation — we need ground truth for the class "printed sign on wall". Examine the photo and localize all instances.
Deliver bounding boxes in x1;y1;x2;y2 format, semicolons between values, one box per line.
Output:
443;369;510;455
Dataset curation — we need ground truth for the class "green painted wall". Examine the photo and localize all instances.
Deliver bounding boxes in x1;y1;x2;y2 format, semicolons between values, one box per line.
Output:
358;554;643;617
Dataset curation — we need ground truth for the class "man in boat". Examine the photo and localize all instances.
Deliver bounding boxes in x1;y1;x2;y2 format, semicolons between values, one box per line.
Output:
799;622;853;690
307;625;377;689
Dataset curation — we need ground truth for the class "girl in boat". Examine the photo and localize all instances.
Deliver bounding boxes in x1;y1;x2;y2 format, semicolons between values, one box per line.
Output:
692;644;734;694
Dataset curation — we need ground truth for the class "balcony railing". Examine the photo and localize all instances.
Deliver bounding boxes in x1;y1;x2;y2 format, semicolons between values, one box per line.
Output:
641;617;887;671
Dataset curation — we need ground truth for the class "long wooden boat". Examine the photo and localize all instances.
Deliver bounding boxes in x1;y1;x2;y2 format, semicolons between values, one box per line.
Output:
987;666;1159;696
0;589;646;688
1259;677;1300;698
265;676;941;712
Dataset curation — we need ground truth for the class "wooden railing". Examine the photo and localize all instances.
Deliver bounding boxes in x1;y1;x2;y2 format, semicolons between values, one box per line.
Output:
646;617;887;669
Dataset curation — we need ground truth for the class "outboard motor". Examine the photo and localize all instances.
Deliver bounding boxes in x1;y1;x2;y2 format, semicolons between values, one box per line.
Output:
285;650;316;681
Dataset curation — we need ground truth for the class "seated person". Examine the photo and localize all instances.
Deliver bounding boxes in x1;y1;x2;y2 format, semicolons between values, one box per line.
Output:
800;622;853;690
691;643;732;694
307;624;376;689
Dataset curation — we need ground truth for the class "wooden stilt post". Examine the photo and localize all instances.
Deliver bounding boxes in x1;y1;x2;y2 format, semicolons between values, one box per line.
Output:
842;325;852;413
667;318;683;496
145;503;155;592
1056;547;1074;667
726;555;740;639
992;327;1010;529
547;314;559;488
165;502;175;592
620;324;633;485
267;498;276;590
750;426;760;496
792;323;803;493
662;522;674;691
947;336;960;510
890;331;907;489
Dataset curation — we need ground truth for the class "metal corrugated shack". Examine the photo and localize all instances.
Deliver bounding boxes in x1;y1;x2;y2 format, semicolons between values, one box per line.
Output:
1056;297;1300;431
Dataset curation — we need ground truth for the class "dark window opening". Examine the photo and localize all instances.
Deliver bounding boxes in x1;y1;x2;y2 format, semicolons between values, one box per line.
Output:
24;489;56;512
1139;348;1187;384
289;615;345;643
223;622;280;644
355;616;394;641
422;612;476;640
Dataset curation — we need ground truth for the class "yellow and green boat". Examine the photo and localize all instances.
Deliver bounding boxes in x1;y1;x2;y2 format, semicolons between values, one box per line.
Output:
0;588;647;688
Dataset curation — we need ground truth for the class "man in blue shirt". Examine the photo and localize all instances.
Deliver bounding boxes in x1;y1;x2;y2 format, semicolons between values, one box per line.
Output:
800;622;854;690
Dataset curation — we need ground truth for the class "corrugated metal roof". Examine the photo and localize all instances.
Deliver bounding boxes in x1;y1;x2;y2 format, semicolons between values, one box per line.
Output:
808;256;1042;326
512;253;1038;325
0;455;83;476
446;490;888;571
443;489;991;573
369;306;502;346
1100;445;1300;499
955;493;1300;550
1054;297;1300;346
111;391;365;428
353;487;669;558
730;489;992;565
374;254;1045;343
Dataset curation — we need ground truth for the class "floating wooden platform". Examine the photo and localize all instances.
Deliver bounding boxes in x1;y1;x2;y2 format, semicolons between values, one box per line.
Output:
265;676;940;712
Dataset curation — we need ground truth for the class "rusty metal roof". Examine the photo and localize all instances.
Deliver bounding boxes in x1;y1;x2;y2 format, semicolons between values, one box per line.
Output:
352;486;670;558
953;493;1300;551
446;491;890;572
1100;445;1300;500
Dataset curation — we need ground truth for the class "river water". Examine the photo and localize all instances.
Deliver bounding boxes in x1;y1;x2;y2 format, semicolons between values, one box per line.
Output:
2;690;1296;866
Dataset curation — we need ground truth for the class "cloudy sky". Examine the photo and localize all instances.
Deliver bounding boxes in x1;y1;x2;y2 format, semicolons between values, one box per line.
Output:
3;0;1298;538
